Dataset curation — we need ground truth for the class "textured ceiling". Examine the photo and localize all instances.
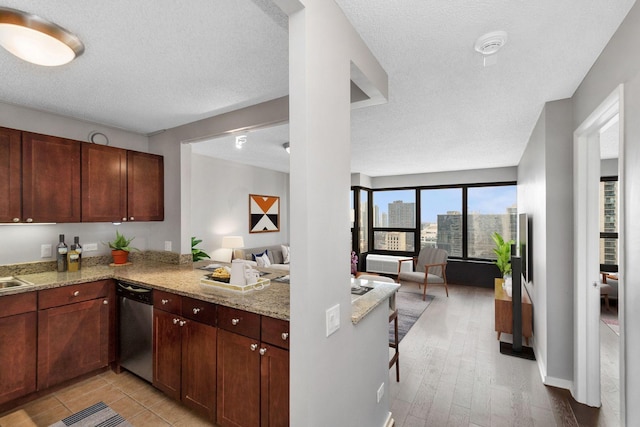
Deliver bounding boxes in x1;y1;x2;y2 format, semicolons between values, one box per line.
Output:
0;0;633;176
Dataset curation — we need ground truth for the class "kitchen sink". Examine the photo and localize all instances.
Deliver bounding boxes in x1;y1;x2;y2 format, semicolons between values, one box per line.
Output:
0;276;33;291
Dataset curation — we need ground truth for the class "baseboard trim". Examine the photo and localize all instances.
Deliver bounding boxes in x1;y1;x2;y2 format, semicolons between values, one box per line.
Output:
532;341;573;390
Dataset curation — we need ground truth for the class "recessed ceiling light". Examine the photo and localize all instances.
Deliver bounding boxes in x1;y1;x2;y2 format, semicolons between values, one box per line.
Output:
0;7;84;66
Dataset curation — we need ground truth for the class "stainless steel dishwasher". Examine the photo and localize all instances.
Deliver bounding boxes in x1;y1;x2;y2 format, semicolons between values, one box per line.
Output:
117;281;154;382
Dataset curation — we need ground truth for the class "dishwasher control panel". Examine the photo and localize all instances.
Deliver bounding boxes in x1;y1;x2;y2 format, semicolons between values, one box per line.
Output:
116;282;153;305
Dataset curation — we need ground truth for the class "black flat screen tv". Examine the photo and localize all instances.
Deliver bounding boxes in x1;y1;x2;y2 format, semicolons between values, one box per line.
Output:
519;212;531;283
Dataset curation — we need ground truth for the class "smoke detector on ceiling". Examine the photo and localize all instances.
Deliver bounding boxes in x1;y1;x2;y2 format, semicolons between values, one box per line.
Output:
474;31;507;66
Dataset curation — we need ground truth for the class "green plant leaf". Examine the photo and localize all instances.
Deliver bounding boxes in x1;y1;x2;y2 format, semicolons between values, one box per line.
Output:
191;236;210;262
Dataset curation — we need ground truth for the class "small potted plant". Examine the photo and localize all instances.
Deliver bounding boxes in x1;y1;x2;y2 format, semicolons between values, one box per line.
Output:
492;231;514;290
106;230;138;265
191;236;211;262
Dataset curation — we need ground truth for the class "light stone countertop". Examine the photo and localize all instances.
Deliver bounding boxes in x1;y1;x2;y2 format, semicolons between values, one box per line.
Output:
350;277;400;324
2;260;398;324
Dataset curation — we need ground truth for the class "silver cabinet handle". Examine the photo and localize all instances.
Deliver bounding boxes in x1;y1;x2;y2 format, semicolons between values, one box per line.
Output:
26;218;33;223
162;299;169;305
259;348;267;356
179;320;186;327
12;218;19;223
103;300;108;305
231;318;240;326
281;332;289;341
73;291;80;297
173;318;179;325
192;308;201;314
250;343;258;351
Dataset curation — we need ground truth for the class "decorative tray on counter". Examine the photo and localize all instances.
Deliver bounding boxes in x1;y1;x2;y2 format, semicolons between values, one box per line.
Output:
200;276;271;294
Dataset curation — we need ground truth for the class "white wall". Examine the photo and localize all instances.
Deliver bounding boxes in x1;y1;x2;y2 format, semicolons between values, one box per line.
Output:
189;153;290;257
0;102;155;265
572;1;640;422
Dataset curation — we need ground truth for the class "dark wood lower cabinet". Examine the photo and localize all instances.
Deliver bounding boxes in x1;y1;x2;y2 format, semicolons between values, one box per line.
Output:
217;329;290;427
153;307;217;420
260;344;290;427
0;311;37;405
37;298;110;390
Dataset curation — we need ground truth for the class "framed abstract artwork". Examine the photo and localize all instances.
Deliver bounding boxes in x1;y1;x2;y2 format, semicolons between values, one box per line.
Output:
249;194;280;233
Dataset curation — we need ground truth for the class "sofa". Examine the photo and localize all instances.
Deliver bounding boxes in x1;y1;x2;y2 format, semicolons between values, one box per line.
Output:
239;244;290;271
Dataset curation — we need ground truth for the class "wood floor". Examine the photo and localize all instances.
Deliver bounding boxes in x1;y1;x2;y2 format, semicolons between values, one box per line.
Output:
388;283;620;427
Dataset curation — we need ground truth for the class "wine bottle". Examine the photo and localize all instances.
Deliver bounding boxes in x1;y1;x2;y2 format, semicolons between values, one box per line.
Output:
67;244;80;272
74;236;82;270
56;234;68;272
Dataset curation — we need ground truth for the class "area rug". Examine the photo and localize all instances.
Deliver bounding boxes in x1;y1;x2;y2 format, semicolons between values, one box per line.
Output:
389;291;434;343
601;310;620;336
49;402;131;427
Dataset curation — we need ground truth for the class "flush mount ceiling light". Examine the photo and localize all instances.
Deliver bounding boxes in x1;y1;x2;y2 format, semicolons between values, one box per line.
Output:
283;142;290;154
235;135;247;149
0;7;84;66
474;30;507;67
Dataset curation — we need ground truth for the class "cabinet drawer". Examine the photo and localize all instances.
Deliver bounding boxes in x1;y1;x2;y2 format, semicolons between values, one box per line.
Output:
261;316;289;350
217;306;260;339
1;292;37;318
39;280;110;310
154;290;181;314
182;297;216;326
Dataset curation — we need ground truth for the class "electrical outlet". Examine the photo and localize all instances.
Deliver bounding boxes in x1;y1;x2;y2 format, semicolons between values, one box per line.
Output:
84;243;98;251
325;304;340;337
41;244;52;258
377;383;385;403
164;241;172;251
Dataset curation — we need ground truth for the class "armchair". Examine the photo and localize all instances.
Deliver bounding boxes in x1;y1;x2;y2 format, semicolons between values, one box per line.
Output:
397;247;449;300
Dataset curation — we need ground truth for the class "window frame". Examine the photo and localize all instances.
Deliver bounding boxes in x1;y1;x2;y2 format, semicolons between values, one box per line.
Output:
600;175;619;273
353;181;517;261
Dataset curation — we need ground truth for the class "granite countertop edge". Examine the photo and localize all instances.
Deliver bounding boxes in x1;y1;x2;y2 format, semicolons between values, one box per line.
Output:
3;261;290;321
351;281;400;324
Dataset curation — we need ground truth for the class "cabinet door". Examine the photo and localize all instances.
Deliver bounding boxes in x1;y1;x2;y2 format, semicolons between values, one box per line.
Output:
153;309;182;400
217;329;261;427
0;127;21;223
81;143;127;222
260;345;289;427
127;151;164;221
37;298;109;390
22;132;81;223
182;320;217;420
0;312;37;404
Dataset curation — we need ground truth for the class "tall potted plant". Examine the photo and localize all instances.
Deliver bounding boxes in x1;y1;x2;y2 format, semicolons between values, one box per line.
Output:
106;230;138;265
492;232;514;289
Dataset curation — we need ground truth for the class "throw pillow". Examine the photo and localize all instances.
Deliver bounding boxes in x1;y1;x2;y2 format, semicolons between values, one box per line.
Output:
281;245;290;264
258;252;271;268
252;250;267;262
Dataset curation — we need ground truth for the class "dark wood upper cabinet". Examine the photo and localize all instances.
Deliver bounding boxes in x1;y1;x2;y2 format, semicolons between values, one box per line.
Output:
81;143;128;222
127;150;164;221
22;132;81;223
0;127;21;223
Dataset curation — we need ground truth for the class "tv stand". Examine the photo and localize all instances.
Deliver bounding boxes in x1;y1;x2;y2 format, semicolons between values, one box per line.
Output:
494;280;532;345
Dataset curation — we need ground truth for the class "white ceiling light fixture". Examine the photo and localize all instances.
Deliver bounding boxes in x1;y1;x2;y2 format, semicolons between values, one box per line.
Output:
283;142;290;154
235;134;247;149
474;30;507;67
0;7;84;66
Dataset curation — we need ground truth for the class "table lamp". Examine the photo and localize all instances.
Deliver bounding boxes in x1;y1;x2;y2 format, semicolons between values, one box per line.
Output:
221;236;245;261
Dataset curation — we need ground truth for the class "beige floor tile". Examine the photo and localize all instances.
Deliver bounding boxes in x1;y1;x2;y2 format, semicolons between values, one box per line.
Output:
0;409;38;427
106;371;150;393
125;385;170;408
63;384;127;413
171;410;217;427
54;376;110;403
108;396;146;420
148;399;195;424
30;405;72;427
128;409;171;427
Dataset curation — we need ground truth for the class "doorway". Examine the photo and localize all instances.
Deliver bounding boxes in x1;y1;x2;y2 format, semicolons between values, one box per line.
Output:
573;84;625;415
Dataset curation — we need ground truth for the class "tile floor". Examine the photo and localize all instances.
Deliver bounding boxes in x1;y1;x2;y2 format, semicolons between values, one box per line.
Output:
0;370;216;427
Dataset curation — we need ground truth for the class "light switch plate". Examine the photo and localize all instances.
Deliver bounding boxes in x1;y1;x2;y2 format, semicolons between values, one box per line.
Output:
84;243;98;251
326;303;340;337
164;241;172;251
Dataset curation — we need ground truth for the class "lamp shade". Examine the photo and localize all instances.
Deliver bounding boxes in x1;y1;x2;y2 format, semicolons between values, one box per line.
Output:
0;7;84;66
221;236;244;249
